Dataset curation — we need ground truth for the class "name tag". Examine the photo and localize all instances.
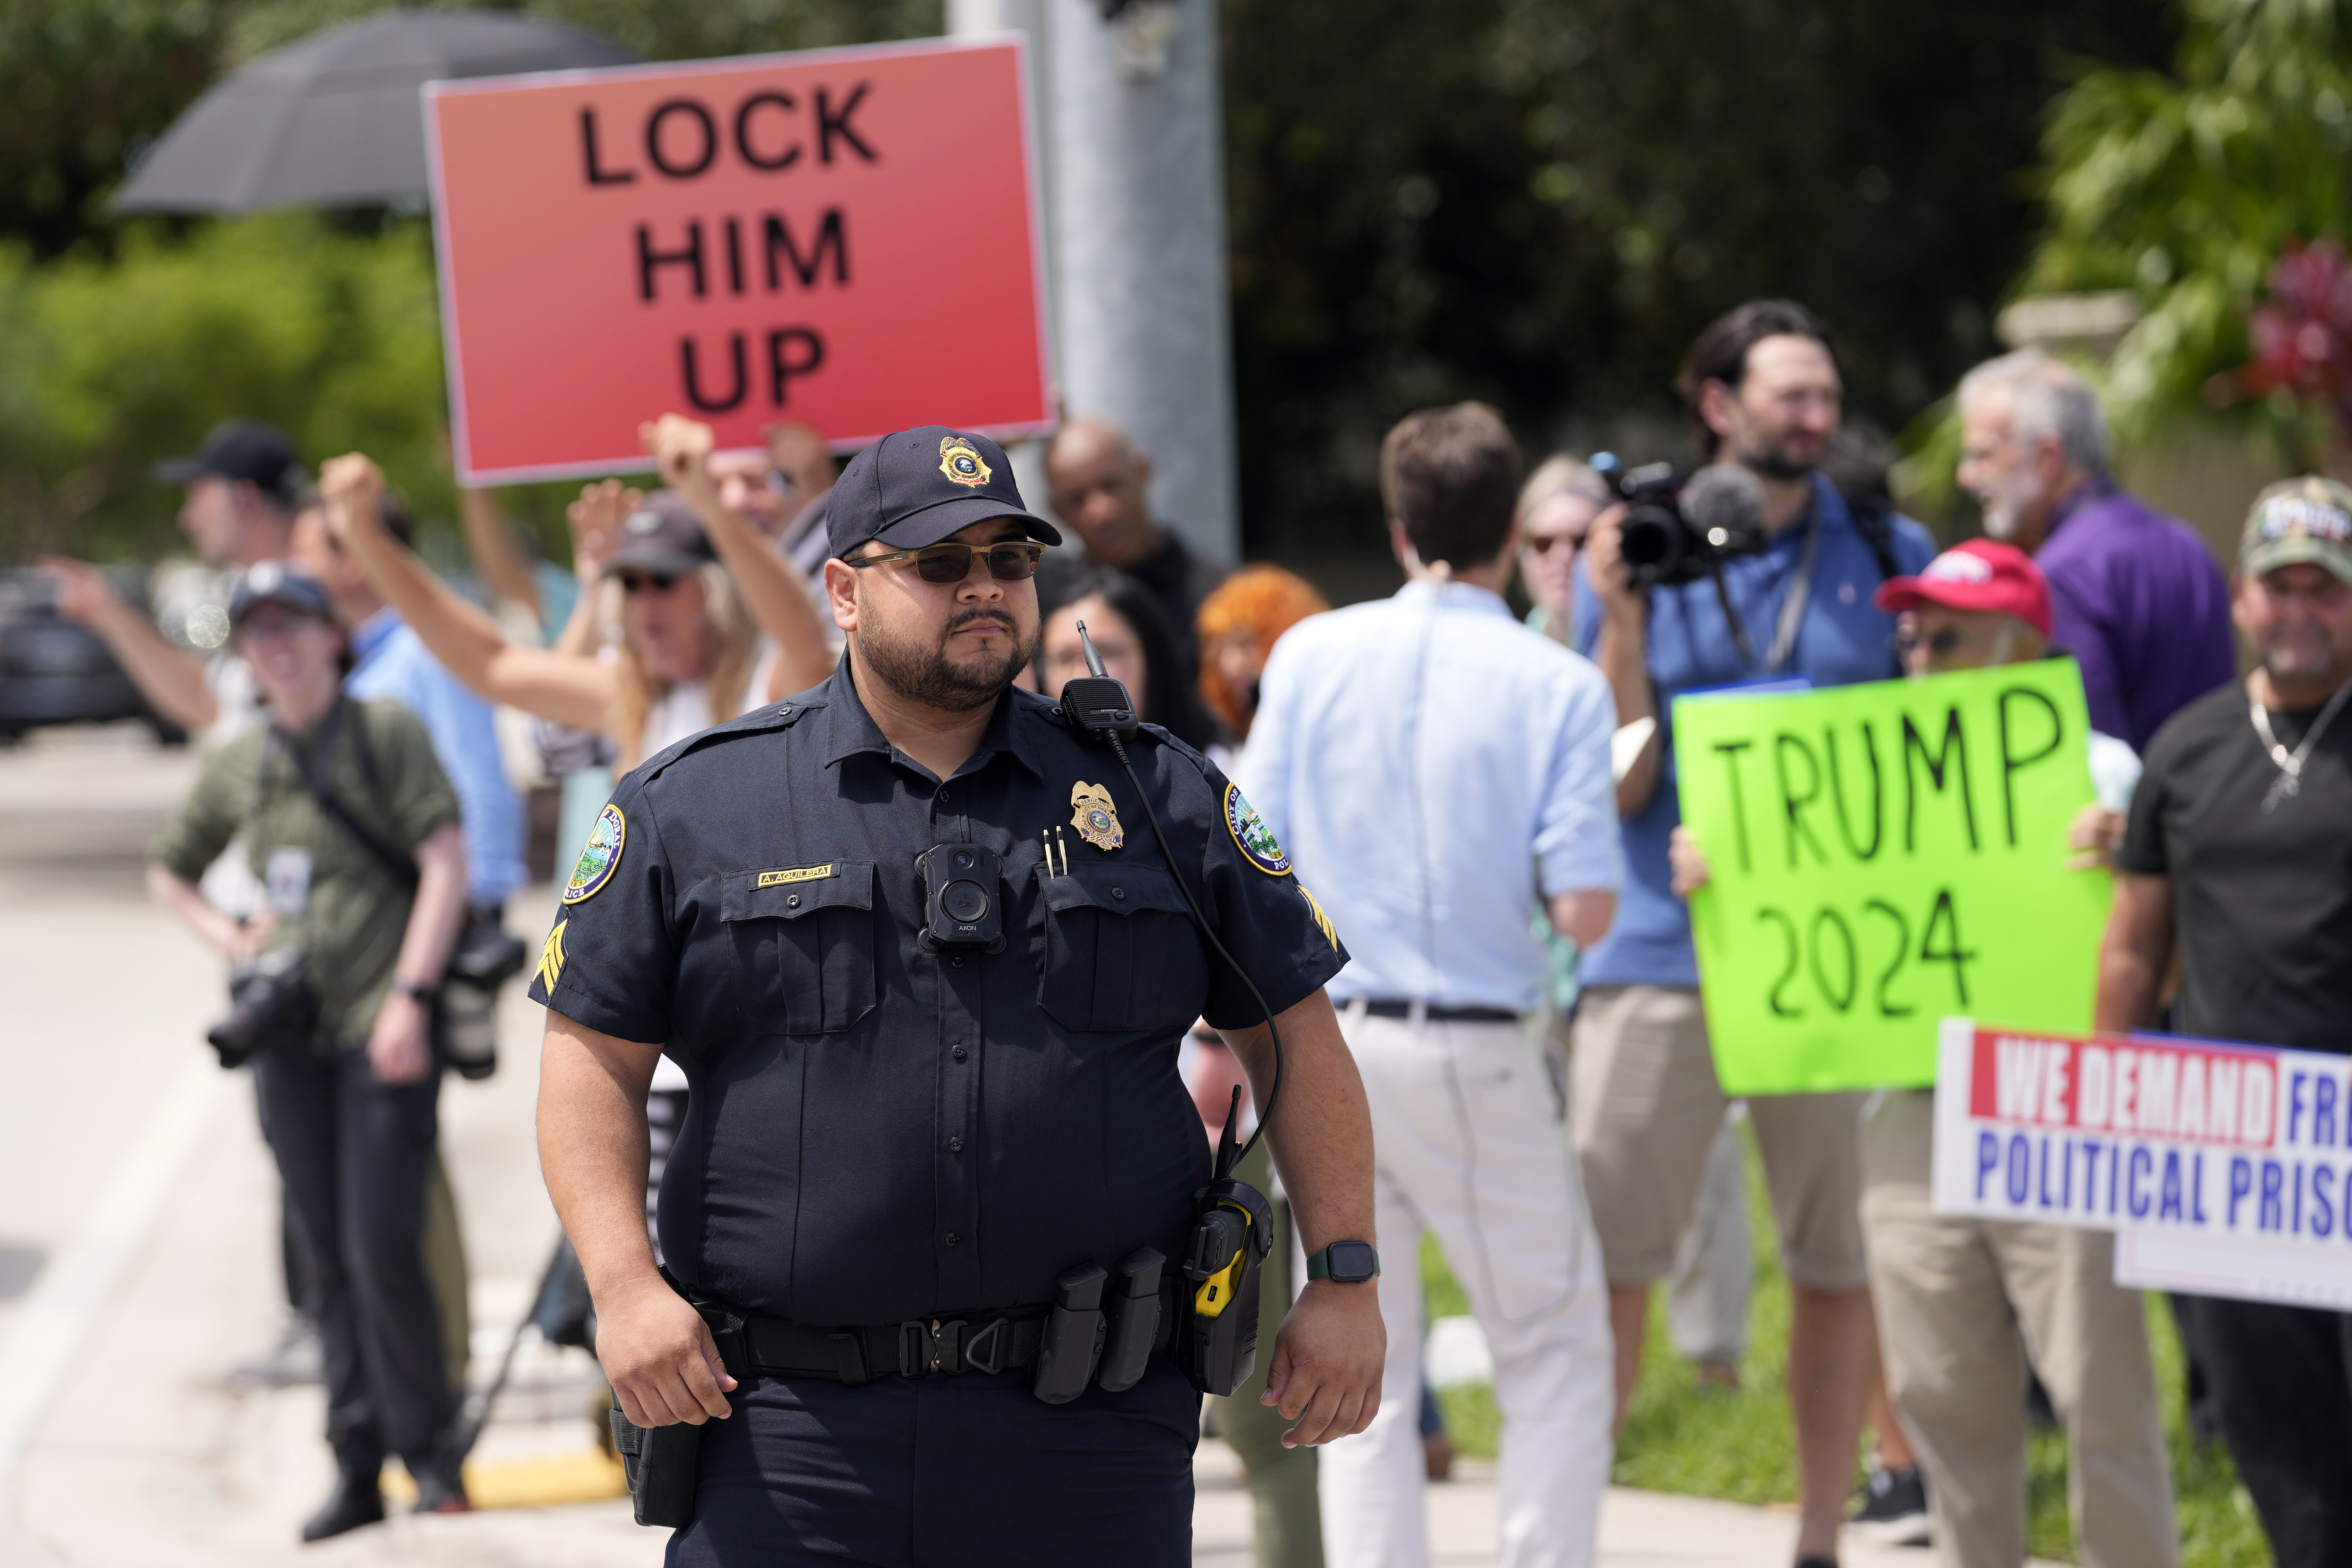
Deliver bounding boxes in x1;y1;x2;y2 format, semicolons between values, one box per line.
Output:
756;864;835;888
265;846;313;917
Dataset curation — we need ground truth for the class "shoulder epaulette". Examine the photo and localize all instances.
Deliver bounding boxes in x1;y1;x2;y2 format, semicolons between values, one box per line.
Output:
1137;722;1214;778
639;700;826;782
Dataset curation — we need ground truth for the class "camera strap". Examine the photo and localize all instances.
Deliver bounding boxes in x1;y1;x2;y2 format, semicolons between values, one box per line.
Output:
1763;515;1823;675
267;699;421;893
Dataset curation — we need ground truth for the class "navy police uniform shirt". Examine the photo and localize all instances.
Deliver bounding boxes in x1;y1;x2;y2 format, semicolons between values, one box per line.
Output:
529;660;1346;1328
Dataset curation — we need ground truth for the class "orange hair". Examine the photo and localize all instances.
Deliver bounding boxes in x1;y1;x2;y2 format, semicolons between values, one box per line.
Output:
1195;565;1330;737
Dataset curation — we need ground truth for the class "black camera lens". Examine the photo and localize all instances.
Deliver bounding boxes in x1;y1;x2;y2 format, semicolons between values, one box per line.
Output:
1618;502;1687;581
954;850;974;870
942;880;991;923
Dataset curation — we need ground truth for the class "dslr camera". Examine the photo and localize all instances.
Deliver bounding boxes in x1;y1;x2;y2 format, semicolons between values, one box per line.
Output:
207;947;319;1068
1592;454;1768;589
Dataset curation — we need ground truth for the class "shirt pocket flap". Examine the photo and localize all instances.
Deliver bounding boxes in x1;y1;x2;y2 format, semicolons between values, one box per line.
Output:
1039;861;1190;919
720;861;875;922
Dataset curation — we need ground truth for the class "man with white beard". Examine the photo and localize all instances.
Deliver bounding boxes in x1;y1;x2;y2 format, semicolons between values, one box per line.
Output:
1954;350;2233;750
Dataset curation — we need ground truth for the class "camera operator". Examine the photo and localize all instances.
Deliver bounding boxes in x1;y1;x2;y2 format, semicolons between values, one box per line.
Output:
146;563;472;1541
1569;300;1936;1568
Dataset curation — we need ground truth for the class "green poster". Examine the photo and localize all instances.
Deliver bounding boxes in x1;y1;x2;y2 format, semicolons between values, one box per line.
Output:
1670;660;2113;1095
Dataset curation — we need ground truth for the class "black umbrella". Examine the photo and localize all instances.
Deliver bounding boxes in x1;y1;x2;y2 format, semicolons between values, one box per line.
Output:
112;8;633;214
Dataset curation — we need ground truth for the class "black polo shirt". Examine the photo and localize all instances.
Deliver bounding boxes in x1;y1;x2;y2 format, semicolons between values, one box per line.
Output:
2116;680;2352;1053
529;662;1346;1325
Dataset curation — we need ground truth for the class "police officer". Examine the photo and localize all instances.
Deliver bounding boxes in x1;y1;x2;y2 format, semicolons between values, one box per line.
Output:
531;427;1385;1567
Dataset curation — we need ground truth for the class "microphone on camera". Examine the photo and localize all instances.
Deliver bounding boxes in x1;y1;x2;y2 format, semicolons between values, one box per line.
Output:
1680;464;1767;555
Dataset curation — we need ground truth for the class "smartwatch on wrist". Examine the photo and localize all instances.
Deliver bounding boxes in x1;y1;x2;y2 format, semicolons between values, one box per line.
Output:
1304;1241;1381;1285
393;979;439;1006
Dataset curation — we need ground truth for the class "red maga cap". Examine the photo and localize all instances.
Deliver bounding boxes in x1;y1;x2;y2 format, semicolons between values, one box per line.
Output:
1873;537;2052;638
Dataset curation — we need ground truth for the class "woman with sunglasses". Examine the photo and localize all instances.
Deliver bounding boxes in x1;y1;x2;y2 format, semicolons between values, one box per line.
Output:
316;417;835;772
1516;455;1611;647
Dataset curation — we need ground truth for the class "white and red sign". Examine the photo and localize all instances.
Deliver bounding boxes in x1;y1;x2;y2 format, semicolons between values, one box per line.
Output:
1931;1018;2352;1271
425;36;1052;483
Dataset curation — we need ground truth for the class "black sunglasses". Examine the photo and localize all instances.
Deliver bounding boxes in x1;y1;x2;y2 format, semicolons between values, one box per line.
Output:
1524;532;1585;556
617;570;682;595
846;541;1045;584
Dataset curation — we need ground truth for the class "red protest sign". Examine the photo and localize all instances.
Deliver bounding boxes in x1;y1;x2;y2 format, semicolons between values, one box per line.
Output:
425;37;1051;483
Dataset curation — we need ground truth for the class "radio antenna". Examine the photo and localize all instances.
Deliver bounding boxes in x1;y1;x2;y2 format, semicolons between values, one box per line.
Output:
1076;619;1110;680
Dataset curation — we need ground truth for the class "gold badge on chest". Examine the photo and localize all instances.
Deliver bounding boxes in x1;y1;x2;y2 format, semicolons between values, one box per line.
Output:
1070;781;1124;852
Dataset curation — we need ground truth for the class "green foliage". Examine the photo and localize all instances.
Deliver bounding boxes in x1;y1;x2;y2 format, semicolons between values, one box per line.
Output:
1421;1126;2273;1565
222;0;940;71
2021;0;2352;455
1223;0;2175;555
0;0;230;259
0;212;448;562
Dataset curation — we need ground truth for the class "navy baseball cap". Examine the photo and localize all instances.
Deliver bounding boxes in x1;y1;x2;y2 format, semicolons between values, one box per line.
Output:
155;420;303;502
229;560;336;629
609;491;717;577
826;427;1061;560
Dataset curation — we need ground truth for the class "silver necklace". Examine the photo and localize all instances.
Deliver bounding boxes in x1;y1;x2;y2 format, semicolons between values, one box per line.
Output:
2249;678;2352;812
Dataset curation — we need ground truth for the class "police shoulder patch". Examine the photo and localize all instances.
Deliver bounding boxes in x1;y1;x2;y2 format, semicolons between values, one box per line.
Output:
563;804;626;905
1223;782;1291;876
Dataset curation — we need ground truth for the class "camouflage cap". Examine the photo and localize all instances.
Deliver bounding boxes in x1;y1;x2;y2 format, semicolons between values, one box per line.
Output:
2242;476;2352;583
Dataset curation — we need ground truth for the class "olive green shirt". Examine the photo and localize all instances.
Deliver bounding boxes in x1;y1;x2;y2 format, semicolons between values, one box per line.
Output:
152;696;462;1053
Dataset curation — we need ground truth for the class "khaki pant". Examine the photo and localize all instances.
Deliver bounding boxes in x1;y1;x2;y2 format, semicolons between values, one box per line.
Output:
1861;1090;2178;1568
1568;985;1868;1290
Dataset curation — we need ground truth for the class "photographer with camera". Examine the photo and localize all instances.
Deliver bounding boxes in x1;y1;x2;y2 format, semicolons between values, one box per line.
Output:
1569;301;1936;1568
146;563;472;1541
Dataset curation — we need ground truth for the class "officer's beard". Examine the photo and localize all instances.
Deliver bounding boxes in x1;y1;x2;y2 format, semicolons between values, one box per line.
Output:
857;606;1034;712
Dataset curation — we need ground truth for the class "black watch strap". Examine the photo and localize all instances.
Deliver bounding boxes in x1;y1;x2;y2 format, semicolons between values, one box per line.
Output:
1305;1241;1381;1284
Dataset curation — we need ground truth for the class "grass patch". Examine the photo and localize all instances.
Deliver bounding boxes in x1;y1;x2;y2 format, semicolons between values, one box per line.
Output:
1419;1125;2272;1565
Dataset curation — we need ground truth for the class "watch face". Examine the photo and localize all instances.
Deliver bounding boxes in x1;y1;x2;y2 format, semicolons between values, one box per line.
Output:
1326;1241;1378;1284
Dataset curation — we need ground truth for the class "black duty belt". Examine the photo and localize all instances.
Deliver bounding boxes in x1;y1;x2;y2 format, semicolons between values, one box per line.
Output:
1358;1000;1521;1025
699;1302;1049;1387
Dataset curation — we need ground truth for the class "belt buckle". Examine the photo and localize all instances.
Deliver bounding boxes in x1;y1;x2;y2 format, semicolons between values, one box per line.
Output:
897;1318;971;1378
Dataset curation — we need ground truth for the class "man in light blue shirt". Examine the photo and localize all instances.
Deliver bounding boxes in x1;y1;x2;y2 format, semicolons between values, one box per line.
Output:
1242;403;1621;1568
293;501;526;908
1568;301;1937;1568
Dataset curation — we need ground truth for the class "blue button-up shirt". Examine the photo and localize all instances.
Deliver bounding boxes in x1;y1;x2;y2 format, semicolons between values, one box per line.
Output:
346;609;526;905
1572;473;1937;988
1240;578;1623;1014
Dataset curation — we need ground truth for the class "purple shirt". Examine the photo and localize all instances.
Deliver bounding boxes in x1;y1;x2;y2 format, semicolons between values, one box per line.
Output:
2037;479;2236;752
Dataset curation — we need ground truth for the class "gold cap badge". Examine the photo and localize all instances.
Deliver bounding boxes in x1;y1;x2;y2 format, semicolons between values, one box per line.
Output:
939;436;992;488
1070;781;1124;852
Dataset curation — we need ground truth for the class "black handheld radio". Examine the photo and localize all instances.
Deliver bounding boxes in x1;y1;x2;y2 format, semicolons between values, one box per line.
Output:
1060;622;1283;1399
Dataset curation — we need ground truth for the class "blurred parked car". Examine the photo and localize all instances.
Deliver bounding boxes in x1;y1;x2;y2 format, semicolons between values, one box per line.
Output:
0;568;189;745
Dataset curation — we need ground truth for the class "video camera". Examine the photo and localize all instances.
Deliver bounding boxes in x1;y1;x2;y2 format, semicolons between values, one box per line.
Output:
1591;454;1768;589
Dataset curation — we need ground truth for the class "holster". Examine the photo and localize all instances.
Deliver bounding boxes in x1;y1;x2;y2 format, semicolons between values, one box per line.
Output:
608;1401;702;1528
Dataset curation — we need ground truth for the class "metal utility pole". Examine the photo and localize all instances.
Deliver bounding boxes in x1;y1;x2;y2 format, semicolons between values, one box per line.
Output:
950;0;1240;563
